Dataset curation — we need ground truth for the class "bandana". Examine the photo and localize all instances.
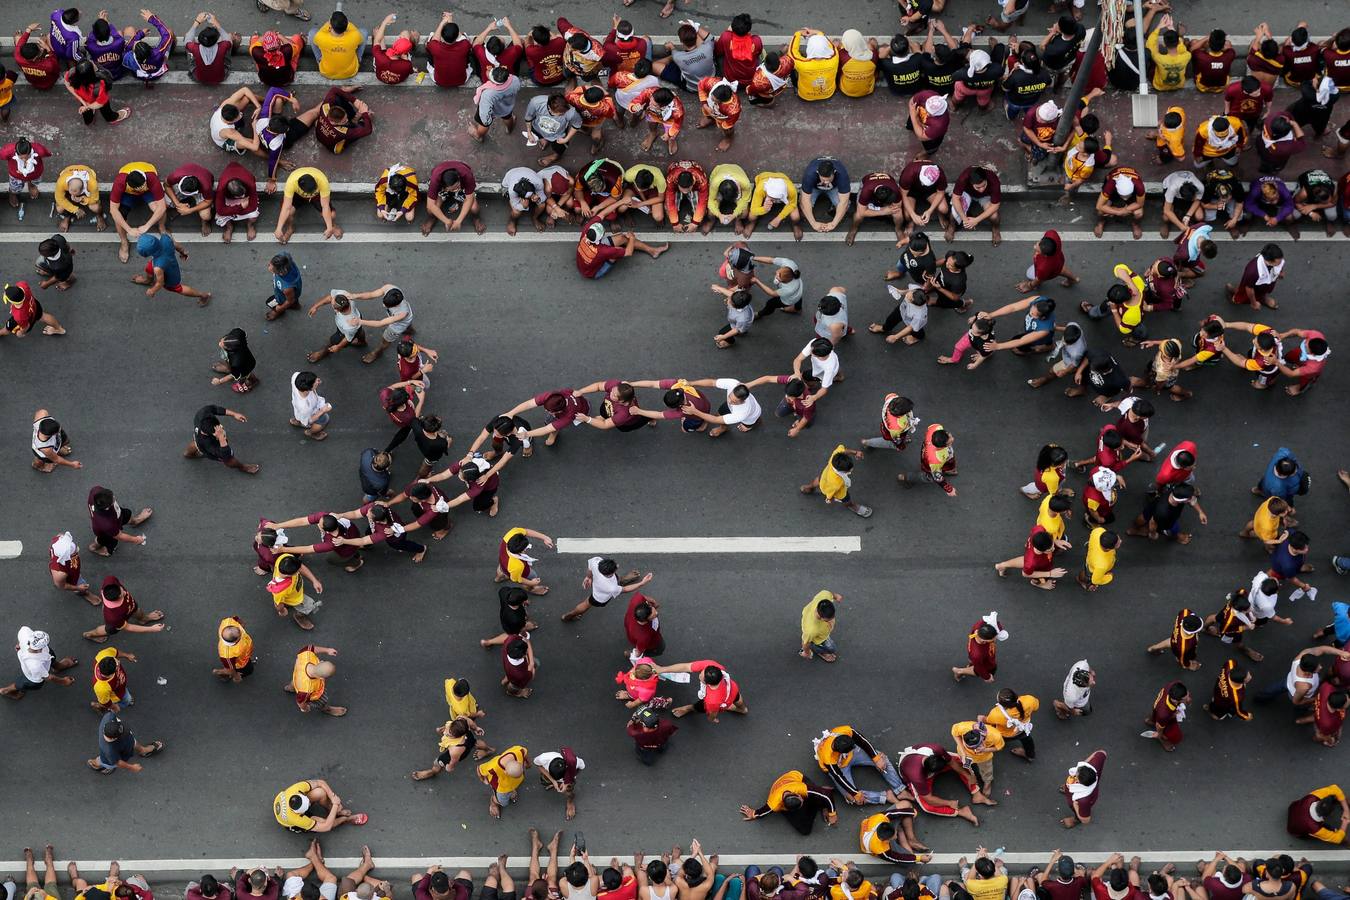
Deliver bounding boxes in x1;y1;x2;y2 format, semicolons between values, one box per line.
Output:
586;222;606;243
1298;339;1329;363
757;61;790;91
924;94;948;117
805;33;832;59
764;177;789;202
704;77;738;116
272;528;290;547
1315;75;1338;106
52;532;78;564
966;49;990;78
981;610;1009;641
25;628;51;652
1255;255;1283;285
1204;118;1240;151
1065;762;1097;801
996;704;1033;734
1090;466;1119;495
919;165;940;187
12;151;38;178
1113;174;1135;197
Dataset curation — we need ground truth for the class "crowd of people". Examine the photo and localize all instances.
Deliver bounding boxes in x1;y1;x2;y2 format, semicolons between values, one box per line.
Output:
3;0;1350;881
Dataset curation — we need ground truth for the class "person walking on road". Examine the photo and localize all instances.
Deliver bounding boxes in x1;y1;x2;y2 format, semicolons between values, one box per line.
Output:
496;527;554;595
562;558;652;623
185;404;259;474
30;409;79;472
1060;750;1107;827
134;232;212;306
3;282;68;338
0;626;77;699
1143;680;1189;751
214;615;254;682
49;531;92;599
286;643;347;716
952;612;1008;683
87;485;151;557
534;746;584;819
651;659;748;722
269;553;324;630
89;711;163;773
477;744;531;818
82;575;167;642
800;590;841;662
800;444;872;517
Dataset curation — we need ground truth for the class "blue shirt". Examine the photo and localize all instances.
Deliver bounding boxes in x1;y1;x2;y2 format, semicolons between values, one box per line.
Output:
359;448;389;497
1332;602;1350;645
272;254;303;302
97;711;135;769
801;158;851;195
140;234;181;286
1259;447;1303;501
1269;538;1304;580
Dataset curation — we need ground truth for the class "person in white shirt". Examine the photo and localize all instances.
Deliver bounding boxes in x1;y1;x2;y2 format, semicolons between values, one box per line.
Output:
290;371;332;440
1054;659;1093;719
1248;572;1290;625
562;558;652;623
675;377;769;438
533;748;586;820
793;337;842;410
0;626;78;699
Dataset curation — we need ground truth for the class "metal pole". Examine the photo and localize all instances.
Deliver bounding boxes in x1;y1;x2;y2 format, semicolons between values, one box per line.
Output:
1133;0;1148;97
1052;21;1104;148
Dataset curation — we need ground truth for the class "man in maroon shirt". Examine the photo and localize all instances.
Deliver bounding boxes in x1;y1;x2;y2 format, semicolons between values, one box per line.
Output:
166;163;216;237
1037;853;1087;900
425;13;472;87
624;593;664;657
1090;857;1142;900
185;12;234;84
423;160;484;234
896;742;981;821
81;576;167;642
604;18;650;74
265;510;367;574
14;26;60;89
628;706;677;764
1299;683;1348;746
214;161;259;243
898;160;953;241
87;486;151;556
1197;853;1249;900
371;14;418;84
848;171;904;245
1144;680;1188;751
471;19;525;80
1224;76;1273;130
525;24;567;85
714;15;762;84
575;378;666;432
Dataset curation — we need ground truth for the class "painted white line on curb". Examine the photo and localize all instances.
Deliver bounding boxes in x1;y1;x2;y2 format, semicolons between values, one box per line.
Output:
8;850;1349;873
555;536;862;554
0;540;22;559
0;228;1342;246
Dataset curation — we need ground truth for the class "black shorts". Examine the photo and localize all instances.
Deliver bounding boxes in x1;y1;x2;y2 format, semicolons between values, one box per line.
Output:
471;489;496;512
234;659;256;677
481;887;517;900
282;117;313;149
16;668;44;690
614;418;647;433
588;593;612;608
329;326;366;346
474;110;490;128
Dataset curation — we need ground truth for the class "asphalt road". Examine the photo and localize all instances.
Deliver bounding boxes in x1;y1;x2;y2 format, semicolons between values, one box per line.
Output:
1;206;1347;863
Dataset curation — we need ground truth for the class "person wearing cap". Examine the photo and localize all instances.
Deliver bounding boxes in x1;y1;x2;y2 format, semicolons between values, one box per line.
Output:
90;710;163;772
1059;753;1106;828
848;171;904;245
906;91;950;154
371;13;419;85
800;157;852;234
746;171;800;239
898;160;953;242
134;232;212;306
0;626;78;699
165;162;215;237
1094;166;1146;239
374;164;418;225
2;281;67;338
82;575;167;643
629;707;679;765
470;66;521;143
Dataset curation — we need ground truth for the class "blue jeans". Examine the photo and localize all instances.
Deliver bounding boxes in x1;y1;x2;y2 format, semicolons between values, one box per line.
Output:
834;754;904;804
1317;888;1350;900
809;187;840;210
812;636;837;654
1005;99;1035;122
890;875;943;895
711;874;743;900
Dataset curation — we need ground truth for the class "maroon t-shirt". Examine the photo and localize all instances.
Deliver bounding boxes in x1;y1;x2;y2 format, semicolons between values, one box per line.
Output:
627;718;678;749
714;30;763;84
426;37;472;86
1192;46;1235;89
1280;43;1320;85
167;163;215;206
187;35;234;84
88;486;123;540
898;160;948;197
858;173;901;208
473;42;523;77
305;511;361;559
358;501;407;544
534;389;590;428
1040;878;1087;900
1202;875;1249;900
658;378;711;419
600;379;639;426
624;593;661;653
448;459;499;497
953;167;1002;203
379;387;417;426
15;31;60;88
373;46;414;83
429;161;477;201
576;230;626;278
525;37;567;85
897;743;949;792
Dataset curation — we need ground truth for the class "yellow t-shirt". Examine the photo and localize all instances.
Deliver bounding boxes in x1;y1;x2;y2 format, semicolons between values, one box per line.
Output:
313;22;366;79
830;881;875;900
1146;30;1191;91
1251;497;1283;542
1036;496;1065;540
292;648;324;701
285;167;331;201
118;161;158;197
624;163;667;196
750;171;796;216
500;527;530;581
1085;527;1116;585
0;72;14;107
801;590;836;644
965;876;1009;900
709;164;752;218
477;745;528;792
1039;466;1062;496
92;646;121;705
55;165;99;214
986;695;1040;737
951;721;1004;762
1156;106;1187;157
269;554;305;607
818;444;851;502
445;678;479;718
218;616;253;666
273;780;316;831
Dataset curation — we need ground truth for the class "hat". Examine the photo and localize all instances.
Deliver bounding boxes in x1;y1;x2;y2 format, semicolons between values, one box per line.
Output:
390;36;414;55
1113;174;1136;197
924;94;948;117
637;707;661;727
260;30;281;50
764;177;789;202
27;630;50;652
918;165;941;187
1036;100;1061;122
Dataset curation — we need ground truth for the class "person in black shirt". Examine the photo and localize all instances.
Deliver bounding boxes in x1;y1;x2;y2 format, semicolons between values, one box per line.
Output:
1286;76;1340;137
1041;16;1085;87
1067;350;1129;406
413;414;452;478
875;35;924;95
1002;47;1051;121
1108;29;1155;90
952;39;1006;109
471;414;531;460
919;23;962;93
885;231;937;286
210;328;258;393
481;585;533;648
1129;482;1203;543
185;404;259;473
35;234;76;290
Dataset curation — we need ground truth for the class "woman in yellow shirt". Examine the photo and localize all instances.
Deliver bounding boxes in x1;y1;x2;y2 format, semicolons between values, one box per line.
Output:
986;689;1039;759
1078;527;1120;591
801;444;871;517
1036;494;1073;545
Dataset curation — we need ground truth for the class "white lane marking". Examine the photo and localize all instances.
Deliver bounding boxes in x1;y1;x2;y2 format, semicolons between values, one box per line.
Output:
0;540;22;559
555;536;862;554
8;850;1348;872
0;229;1342;246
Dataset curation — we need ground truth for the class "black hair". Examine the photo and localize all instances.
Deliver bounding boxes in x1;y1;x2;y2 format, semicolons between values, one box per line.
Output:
329;11;348;32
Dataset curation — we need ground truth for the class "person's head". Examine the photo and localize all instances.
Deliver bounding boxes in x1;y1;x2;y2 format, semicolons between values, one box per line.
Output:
1259;37;1279;59
408;482;434;503
1030;529;1054;553
729;289;752;311
611;381;636;403
1211;115;1230;136
1055;857;1077;882
631;600;653;624
600;869;624;894
89;16;112;41
712;82;733;103
197;413;221;434
1048;495;1072;515
529;24;550;45
1255;330;1277;353
451;678;472;699
816;159;836;184
1207;28;1226;52
1108;871;1130;893
440;20;461;42
329;11;348;33
677;24;697;48
98;655;119;678
675;169;693;192
1288;530;1310;553
569;31;593;52
563;862;589;888
295;171;318;194
1267;117;1291;140
366;503;392;523
889;33;911;57
795;859;818;881
947;250;974;271
249;872;270;894
874;820;897;842
974;858;996;879
384;388;409;411
490;65;509;85
1057;14;1078;36
730;13;753;36
830;452;853;474
818;294;842;316
909;232;930;253
1019;46;1040;69
37;416;61;439
1160;109;1183;134
830;732;855;755
388;171;409;200
646;861;668;885
506;532;531;555
371;450;392;473
977;623;997;641
506;637;528;659
485;34;506;57
198;24;221;46
701;665;724;686
1161;29;1179;50
681;859;705;885
102;715;124;741
1338;27;1350;51
810;337;834;359
313;514;340;534
844;870;864;891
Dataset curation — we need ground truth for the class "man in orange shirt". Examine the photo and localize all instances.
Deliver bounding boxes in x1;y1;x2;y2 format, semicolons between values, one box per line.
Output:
214;615;254;683
286;644;346;716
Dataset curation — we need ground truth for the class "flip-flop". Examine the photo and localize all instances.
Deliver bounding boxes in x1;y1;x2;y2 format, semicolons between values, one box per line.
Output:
349;813;369;825
139;740;164;757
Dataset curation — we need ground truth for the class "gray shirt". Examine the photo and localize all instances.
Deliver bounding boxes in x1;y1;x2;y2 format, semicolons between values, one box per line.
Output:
813;289;848;339
671;39;715;91
771;258;804;308
328;289;362;339
727;300;754;333
476;79;521;125
525;95;582;141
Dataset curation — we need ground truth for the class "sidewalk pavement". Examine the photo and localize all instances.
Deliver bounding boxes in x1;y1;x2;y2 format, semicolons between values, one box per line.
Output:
6;78;1345;195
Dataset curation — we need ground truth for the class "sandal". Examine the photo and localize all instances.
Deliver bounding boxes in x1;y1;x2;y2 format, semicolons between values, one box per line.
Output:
349;813;369;825
139;740;165;757
231;381;252;393
290;7;312;20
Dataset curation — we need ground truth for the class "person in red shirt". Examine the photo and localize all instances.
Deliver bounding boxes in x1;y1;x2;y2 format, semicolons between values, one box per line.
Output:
525;24;566;85
185;12;234;85
747;52;794;106
1145;609;1203;670
81;576;167;643
1144;680;1188;751
423;161;483;235
1280;329;1329;396
425;13;472;87
652;659;747;722
896;743;982;819
714;15;763;84
2;138;51;210
1090;856;1143;900
848;171;904;245
371;14;418;85
1224;76;1272;130
214;161;259;243
632;87;684;156
623;593;664;657
1324;30;1350;89
603;18;649;74
165;163;216;237
471;19;524;81
14;25;60;89
1188;30;1235;92
2;281;67;337
1298;683;1348;746
994;526;1068;589
49;532;91;598
951;614;1006;682
696;76;741;151
628;707;678;765
575;217;667;279
663;161;706;232
1197;854;1249;900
